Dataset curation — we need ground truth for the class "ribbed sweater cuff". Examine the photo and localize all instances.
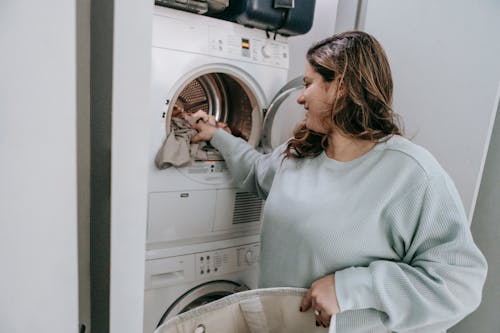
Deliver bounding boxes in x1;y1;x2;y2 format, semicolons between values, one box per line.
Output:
210;128;240;153
335;267;379;312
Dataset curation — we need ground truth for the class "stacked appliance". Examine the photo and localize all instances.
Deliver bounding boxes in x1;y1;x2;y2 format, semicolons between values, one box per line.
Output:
144;4;309;332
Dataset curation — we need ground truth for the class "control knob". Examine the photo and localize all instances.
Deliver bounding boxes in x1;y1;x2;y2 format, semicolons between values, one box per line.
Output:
261;44;272;59
245;250;256;264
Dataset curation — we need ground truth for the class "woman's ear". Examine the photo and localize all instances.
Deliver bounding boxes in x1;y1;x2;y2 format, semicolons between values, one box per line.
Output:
326;79;344;104
336;78;346;98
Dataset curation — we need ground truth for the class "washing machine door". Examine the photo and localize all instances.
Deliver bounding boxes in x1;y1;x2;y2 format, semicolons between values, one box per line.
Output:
157;280;248;328
261;76;305;153
164;66;265;150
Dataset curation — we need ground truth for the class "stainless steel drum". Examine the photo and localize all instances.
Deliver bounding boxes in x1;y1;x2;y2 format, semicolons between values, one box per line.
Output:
168;72;260;145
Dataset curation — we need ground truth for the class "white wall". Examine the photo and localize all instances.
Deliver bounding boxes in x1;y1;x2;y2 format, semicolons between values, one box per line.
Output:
358;0;500;218
287;0;339;80
77;0;91;331
109;2;153;333
0;2;79;333
449;83;500;333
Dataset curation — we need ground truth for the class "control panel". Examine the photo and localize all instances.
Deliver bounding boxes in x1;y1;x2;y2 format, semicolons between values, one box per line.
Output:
209;28;289;68
145;243;260;289
195;243;260;279
152;8;289;69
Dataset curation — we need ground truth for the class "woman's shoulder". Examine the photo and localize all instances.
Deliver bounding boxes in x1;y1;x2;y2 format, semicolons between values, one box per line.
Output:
375;136;464;212
377;135;448;180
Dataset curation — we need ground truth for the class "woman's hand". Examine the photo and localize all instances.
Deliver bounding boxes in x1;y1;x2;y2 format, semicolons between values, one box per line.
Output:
187;110;231;143
191;119;217;143
300;274;340;328
183;110;215;127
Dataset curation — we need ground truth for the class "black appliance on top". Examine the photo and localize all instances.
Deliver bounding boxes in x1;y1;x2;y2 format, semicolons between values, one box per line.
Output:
154;0;316;37
155;0;230;15
209;0;316;37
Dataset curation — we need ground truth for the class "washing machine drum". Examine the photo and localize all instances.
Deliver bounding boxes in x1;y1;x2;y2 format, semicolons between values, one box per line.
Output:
170;72;260;145
156;72;262;169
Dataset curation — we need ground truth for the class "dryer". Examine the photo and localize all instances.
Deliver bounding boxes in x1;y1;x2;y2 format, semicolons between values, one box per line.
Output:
144;6;305;333
147;5;304;251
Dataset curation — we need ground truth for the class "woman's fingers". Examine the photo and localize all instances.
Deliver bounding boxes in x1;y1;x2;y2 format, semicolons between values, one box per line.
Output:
184;110;208;126
299;289;312;313
207;115;216;126
191;109;208;120
301;289;328;327
300;274;339;328
216;122;232;134
191;121;217;143
185;110;232;142
315;309;330;328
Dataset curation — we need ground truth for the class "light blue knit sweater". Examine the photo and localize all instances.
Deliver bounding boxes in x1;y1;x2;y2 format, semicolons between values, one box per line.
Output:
210;129;487;332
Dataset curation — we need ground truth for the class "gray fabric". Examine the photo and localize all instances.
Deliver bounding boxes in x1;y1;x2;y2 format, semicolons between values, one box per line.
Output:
155;287;336;333
155;117;212;169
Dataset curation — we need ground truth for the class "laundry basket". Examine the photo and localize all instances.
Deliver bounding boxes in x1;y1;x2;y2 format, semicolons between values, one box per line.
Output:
154;287;336;333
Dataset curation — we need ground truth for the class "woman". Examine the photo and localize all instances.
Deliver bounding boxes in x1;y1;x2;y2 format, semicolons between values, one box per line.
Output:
191;31;487;332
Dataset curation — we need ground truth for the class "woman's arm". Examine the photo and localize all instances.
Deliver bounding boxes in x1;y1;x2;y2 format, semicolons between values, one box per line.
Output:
193;119;283;199
333;175;487;332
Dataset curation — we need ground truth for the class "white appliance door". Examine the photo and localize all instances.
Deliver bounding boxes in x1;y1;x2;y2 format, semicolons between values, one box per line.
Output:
261;76;305;152
158;281;247;326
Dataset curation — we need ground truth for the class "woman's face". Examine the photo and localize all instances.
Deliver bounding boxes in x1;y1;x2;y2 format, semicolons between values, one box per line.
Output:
296;62;334;134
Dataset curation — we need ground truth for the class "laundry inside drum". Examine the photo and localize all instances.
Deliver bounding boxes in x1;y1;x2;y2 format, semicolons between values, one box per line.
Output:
169;72;260;161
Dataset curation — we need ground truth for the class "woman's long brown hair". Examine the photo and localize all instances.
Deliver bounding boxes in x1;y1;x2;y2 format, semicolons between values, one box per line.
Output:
284;31;402;159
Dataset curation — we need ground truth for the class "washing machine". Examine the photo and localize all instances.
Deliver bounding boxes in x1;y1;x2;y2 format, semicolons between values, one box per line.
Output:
144;6;305;333
144;237;260;333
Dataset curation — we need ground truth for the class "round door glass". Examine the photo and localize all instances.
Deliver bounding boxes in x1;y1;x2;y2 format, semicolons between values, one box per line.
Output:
262;76;305;152
168;72;262;150
268;89;305;149
157;281;247;327
155;70;264;175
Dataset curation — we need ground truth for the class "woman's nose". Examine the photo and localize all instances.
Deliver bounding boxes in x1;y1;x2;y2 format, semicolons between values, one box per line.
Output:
296;90;305;104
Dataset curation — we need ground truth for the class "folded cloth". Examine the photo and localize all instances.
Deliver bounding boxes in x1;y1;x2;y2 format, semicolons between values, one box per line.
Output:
155;117;212;169
155;287;336;333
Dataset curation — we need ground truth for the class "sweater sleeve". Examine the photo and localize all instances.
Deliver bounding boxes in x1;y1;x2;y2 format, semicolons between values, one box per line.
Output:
334;173;488;332
210;128;283;199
